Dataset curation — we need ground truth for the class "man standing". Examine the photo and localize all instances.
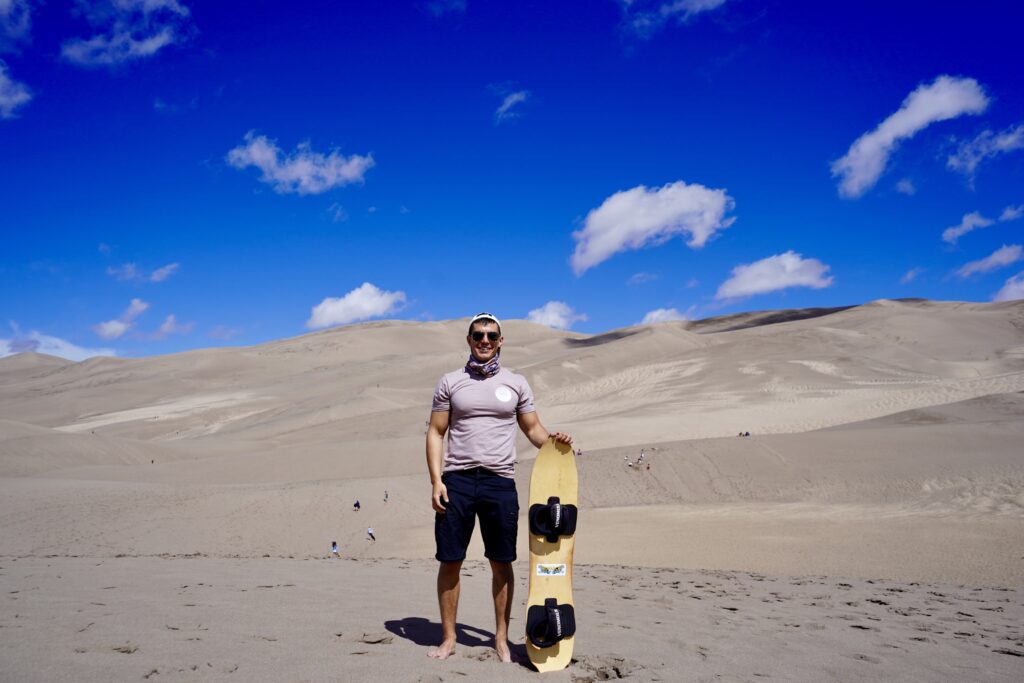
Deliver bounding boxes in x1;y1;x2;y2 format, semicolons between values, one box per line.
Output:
426;312;572;663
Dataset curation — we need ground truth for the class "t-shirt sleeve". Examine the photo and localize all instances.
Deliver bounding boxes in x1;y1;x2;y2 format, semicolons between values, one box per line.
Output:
517;377;536;414
431;375;451;412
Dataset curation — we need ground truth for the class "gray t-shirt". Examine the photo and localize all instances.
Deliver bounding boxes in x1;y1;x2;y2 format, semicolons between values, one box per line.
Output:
431;366;536;478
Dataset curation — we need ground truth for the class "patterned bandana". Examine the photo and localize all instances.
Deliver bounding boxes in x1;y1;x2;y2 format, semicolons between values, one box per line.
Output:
466;352;501;378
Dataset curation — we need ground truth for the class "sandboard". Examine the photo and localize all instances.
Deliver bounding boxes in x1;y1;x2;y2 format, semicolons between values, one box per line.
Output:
525;438;578;672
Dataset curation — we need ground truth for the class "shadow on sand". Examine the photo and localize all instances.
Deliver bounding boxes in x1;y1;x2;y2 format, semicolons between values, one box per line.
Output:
385;617;530;668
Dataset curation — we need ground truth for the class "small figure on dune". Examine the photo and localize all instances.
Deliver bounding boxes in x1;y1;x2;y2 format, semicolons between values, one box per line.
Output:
331;541;339;556
353;500;361;511
384;490;389;504
367;527;376;542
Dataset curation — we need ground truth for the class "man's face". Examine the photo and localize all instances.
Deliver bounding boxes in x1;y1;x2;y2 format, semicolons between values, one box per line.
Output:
467;321;503;362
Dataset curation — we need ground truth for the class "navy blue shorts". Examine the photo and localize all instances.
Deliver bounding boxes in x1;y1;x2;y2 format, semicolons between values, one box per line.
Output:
435;467;519;563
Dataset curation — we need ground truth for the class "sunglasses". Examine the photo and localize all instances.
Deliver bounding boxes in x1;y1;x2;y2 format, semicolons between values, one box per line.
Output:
471;331;500;342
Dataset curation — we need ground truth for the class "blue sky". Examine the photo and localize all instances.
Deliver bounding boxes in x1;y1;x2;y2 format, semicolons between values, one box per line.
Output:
2;0;1023;359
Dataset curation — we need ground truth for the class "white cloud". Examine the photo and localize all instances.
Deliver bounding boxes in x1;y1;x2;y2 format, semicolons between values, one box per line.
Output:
942;211;994;244
107;262;141;281
1;324;115;361
895;178;916;195
947;122;1024;181
106;261;179;282
627;272;658;286
306;282;406;329
1001;204;1024;222
993;272;1024;302
831;75;989;198
151;313;194;339
61;0;192;67
715;251;833;300
0;0;32;48
572;181;735;275
527;301;588;330
226;132;374;195
0;60;30;118
149;262;179;282
641;307;689;324
621;0;729;38
328;203;348;223
900;267;924;284
425;0;466;16
208;325;240;340
494;90;529;124
93;298;149;339
955;244;1023;279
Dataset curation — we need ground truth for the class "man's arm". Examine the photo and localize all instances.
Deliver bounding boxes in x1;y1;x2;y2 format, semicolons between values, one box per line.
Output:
426;410;450;513
517;411;573;449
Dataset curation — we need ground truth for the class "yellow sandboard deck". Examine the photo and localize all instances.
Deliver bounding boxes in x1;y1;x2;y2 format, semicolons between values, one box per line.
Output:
525;439;578;672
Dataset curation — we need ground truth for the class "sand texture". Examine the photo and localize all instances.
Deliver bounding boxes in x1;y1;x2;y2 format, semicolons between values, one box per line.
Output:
2;298;1023;681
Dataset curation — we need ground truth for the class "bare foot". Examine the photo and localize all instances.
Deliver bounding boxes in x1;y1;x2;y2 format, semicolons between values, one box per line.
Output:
495;642;512;663
427;639;456;660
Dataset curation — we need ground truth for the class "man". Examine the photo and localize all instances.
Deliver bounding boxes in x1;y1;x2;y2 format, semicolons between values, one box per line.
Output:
426;312;572;663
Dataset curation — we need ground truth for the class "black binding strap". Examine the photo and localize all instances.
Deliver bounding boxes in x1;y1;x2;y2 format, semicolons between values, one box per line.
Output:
526;598;576;649
529;496;578;542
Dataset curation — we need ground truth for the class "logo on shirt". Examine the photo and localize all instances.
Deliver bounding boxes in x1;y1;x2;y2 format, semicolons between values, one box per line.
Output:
494;386;513;402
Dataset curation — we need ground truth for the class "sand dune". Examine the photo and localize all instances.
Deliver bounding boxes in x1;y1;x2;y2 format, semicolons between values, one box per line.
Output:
2;299;1023;680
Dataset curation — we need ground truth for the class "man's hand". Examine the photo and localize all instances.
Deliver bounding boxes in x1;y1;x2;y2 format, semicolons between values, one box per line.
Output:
432;482;449;514
550;431;573;445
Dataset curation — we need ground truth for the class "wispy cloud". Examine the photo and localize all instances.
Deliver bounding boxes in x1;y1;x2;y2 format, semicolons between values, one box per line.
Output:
208;325;241;340
716;251;833;300
61;0;193;67
627;272;659;286
942;211;994;244
895;178;916;195
92;298;149;340
942;204;1021;244
0;0;32;49
947;122;1024;183
227;132;374;195
993;272;1024;302
572;180;735;276
621;0;730;38
494;89;529;124
0;60;30;118
831;75;989;199
900;267;924;284
955;245;1023;279
1001;204;1024;222
640;307;689;324
150;313;194;339
2;322;115;361
425;0;466;16
306;282;406;329
527;301;588;330
106;261;180;282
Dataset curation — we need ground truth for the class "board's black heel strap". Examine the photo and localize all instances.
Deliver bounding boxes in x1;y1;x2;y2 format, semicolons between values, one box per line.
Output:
529;496;578;542
526;598;576;649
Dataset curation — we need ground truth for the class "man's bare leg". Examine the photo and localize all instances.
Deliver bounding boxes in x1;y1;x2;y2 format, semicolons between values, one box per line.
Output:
428;560;462;659
490;560;514;663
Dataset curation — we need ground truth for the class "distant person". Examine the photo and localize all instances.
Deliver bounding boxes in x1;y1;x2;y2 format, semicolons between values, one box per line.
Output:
384;490;389;504
353;500;361;511
367;527;376;542
426;312;573;663
331;541;339;555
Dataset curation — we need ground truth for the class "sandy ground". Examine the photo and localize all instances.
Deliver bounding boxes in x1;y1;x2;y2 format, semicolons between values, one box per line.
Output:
2;556;1022;683
2;299;1024;680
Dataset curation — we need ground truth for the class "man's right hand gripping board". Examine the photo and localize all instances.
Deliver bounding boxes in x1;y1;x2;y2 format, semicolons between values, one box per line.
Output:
525;438;578;672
